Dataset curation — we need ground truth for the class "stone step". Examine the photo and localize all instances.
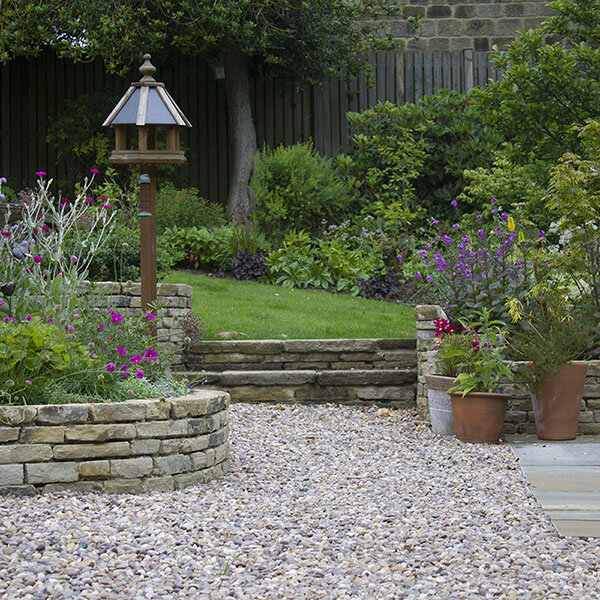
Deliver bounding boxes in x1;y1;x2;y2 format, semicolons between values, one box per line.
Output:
177;369;417;408
183;338;417;372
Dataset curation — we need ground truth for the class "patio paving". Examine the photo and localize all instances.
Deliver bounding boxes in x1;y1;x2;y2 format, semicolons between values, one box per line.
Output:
507;435;600;538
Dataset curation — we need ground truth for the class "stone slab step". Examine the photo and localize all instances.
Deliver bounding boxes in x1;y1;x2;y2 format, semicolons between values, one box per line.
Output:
178;369;416;408
521;466;600;492
534;491;600;511
182;369;416;386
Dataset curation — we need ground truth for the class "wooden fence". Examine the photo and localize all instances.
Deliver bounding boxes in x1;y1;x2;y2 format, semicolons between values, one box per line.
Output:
0;49;500;204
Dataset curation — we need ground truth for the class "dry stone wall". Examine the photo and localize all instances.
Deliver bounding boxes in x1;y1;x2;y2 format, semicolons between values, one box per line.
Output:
416;304;600;434
395;0;554;51
0;390;230;495
88;282;193;367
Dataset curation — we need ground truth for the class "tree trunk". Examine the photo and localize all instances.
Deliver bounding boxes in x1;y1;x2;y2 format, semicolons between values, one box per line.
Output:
222;49;257;223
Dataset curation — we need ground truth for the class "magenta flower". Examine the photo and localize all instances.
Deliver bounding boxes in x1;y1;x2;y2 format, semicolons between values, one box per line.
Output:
90;168;100;174
144;349;158;362
145;313;156;321
101;204;112;210
117;346;127;356
129;354;142;364
451;200;458;207
491;197;497;204
119;365;128;377
98;323;104;329
41;225;50;233
33;256;42;263
105;362;116;373
85;197;94;203
35;171;46;177
135;369;144;379
111;313;123;323
67;325;74;332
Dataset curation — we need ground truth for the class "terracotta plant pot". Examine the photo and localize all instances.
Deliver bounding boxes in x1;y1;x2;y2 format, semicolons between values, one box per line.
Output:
532;361;588;441
425;374;456;436
450;391;509;444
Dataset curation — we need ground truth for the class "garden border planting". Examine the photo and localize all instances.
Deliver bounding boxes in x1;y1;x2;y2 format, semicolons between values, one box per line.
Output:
0;390;230;495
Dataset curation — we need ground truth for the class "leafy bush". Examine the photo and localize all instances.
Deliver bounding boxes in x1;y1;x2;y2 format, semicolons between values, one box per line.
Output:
337;102;426;214
473;2;600;166
357;267;402;300
229;249;268;281
156;184;228;233
456;150;547;227
87;222;176;282
163;224;269;270
338;93;501;221
252;141;353;241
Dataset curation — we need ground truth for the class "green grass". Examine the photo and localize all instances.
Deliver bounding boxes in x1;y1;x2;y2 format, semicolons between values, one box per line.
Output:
163;271;416;340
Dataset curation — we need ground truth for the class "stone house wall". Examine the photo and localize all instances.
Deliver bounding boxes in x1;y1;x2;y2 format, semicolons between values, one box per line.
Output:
392;0;554;51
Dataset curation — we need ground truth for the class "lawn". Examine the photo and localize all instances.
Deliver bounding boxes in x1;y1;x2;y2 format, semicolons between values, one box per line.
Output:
163;271;416;340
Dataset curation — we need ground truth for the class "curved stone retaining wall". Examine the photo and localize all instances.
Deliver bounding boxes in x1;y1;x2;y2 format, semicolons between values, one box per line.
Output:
0;390;230;495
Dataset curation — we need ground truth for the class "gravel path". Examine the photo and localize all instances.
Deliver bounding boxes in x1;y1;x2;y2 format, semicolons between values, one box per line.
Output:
1;403;599;600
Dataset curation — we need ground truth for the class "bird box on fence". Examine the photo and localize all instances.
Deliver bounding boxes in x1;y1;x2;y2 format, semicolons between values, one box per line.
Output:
102;54;192;165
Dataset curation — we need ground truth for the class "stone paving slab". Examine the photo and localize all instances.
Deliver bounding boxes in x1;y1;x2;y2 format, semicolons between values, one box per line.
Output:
507;434;600;538
523;466;600;492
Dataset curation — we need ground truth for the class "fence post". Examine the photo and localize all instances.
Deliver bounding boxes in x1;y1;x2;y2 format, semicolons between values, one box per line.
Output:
463;49;474;92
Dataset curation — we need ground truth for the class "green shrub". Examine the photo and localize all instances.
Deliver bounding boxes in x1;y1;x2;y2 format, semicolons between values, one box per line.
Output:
456;150;548;228
337;102;426;214
251;141;353;241
156;184;228;233
338;93;501;221
87;223;176;282
163;224;269;270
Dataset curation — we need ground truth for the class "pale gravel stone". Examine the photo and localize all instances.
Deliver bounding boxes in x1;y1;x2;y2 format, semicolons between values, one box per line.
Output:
0;404;599;600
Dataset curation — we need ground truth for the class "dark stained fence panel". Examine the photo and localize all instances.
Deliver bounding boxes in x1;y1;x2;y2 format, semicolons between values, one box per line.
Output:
0;49;500;204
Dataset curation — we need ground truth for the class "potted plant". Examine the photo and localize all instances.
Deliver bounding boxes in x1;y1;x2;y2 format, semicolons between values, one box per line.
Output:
425;318;467;436
507;294;596;440
441;309;513;444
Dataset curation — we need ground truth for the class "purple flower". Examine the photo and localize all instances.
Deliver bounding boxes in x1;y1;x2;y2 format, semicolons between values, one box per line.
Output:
135;369;144;379
491;198;497;204
415;272;422;279
425;274;433;282
431;218;439;225
452;223;459;230
476;214;483;222
144;349;158;362
442;235;453;245
25;315;31;322
111;313;123;323
33;256;42;263
0;194;5;201
491;209;497;216
501;212;509;220
117;346;127;356
145;313;156;321
90;168;100;174
129;354;143;364
451;200;458;207
538;230;546;238
105;362;116;373
0;177;6;184
396;254;403;261
477;229;485;239
70;255;78;263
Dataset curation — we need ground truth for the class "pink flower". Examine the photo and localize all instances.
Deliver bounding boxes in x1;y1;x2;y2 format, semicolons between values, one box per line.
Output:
111;313;123;323
135;369;144;379
117;346;127;356
144;349;158;362
90;168;100;174
101;204;112;210
41;225;50;233
35;171;46;177
145;313;156;321
129;355;142;364
98;323;104;329
85;198;94;203
67;325;74;332
119;365;128;377
33;256;42;263
105;362;116;373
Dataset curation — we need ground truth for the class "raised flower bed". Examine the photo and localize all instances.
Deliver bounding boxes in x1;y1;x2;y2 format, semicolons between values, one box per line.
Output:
0;390;230;495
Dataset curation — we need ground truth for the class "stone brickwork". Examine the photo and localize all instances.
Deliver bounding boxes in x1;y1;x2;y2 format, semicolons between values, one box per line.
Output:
87;282;193;367
393;0;554;51
184;338;417;372
416;304;600;434
0;390;230;495
183;338;418;408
